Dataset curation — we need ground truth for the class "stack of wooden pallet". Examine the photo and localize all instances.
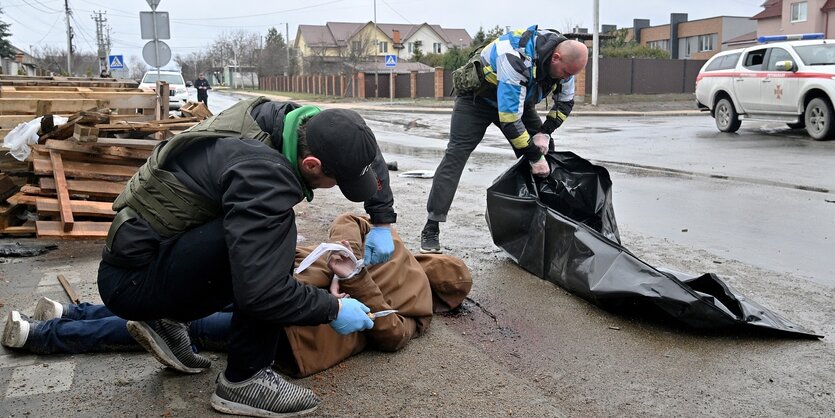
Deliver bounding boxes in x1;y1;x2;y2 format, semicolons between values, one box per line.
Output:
0;109;203;239
0;75;156;140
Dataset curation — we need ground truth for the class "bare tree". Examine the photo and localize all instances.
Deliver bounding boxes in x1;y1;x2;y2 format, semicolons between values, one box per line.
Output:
127;56;148;80
31;45;98;76
174;51;213;82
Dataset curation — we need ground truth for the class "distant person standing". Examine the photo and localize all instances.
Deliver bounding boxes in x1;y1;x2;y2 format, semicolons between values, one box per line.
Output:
194;72;211;107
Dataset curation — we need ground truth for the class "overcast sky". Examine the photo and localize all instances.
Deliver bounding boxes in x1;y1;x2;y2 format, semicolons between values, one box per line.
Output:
2;0;763;69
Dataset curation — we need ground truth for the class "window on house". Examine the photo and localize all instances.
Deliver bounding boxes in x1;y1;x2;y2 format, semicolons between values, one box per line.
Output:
791;1;808;22
378;41;388;53
407;42;413;53
648;39;669;51
698;34;716;52
351;41;361;54
433;42;442;53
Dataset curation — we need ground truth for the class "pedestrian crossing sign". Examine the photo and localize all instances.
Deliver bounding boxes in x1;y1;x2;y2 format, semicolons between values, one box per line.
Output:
385;54;397;67
108;55;125;69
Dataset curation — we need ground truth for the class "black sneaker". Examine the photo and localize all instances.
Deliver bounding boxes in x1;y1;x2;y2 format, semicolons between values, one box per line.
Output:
126;319;211;374
211;368;320;417
420;222;442;254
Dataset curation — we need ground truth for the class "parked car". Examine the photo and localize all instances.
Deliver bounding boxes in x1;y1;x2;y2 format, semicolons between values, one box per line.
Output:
138;69;189;109
695;35;835;140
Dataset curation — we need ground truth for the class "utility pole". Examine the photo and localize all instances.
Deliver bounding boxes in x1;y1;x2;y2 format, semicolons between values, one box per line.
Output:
64;0;73;74
285;22;290;76
374;0;378;98
592;0;599;106
92;11;108;74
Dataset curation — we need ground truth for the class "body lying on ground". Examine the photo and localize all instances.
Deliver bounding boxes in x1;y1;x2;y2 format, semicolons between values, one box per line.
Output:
2;213;472;378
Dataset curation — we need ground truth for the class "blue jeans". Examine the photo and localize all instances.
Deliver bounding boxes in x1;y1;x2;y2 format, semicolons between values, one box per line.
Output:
25;303;231;355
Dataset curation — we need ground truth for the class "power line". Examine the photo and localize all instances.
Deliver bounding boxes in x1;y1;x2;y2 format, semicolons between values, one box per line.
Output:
380;0;412;24
35;15;63;44
21;0;61;14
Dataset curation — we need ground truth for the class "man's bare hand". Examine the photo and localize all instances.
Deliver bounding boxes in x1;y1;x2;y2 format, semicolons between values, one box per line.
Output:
329;277;349;298
530;158;550;177
327;240;357;278
532;133;550;155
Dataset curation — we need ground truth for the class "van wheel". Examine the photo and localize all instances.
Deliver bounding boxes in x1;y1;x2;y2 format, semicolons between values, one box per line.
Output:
805;98;835;141
714;98;741;132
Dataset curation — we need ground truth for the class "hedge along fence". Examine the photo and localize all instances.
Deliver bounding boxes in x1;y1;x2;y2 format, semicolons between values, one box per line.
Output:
258;67;450;99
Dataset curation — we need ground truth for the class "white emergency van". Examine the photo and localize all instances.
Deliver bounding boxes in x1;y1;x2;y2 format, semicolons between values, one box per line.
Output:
695;34;835;140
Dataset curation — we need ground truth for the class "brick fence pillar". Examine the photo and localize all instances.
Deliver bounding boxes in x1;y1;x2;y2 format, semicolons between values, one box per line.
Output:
434;67;444;99
357;72;366;99
390;72;396;100
340;74;346;96
575;67;587;101
410;71;417;99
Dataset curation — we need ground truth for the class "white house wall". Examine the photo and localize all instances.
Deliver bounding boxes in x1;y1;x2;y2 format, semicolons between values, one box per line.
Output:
402;26;448;60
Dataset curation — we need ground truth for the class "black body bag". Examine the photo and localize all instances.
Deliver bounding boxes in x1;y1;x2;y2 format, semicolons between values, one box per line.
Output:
485;151;819;338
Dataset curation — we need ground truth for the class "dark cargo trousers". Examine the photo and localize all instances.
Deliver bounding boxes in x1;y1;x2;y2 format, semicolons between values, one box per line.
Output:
426;95;548;222
98;218;280;379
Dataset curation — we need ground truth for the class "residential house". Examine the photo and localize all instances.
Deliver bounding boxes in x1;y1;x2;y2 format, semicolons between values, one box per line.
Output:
295;21;471;74
753;0;835;38
630;14;757;59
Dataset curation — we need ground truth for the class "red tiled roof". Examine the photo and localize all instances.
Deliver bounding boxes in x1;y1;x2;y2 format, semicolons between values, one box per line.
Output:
752;0;782;20
823;0;835;11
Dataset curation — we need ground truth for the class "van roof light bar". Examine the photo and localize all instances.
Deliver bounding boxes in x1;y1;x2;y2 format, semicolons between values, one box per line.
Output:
757;33;824;43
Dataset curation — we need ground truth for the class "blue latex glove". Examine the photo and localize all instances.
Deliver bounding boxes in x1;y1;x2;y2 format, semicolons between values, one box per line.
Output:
364;226;395;265
330;298;374;335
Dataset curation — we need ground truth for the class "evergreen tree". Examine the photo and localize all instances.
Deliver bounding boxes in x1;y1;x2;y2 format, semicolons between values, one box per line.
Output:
0;8;14;58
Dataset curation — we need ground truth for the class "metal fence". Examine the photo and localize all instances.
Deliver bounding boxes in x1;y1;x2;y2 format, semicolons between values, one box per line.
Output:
259;57;709;99
584;57;707;95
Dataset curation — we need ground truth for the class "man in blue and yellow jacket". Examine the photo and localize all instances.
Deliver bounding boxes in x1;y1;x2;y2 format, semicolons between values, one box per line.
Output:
421;25;588;253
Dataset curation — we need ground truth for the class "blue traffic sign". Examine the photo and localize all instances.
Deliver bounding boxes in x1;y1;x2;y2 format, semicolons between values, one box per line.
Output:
108;55;125;69
384;54;397;67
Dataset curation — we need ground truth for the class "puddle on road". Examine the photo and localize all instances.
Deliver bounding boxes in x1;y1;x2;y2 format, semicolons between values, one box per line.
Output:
563;127;621;134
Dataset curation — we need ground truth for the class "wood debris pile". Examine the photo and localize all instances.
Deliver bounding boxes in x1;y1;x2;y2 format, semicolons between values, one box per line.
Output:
0;75;213;238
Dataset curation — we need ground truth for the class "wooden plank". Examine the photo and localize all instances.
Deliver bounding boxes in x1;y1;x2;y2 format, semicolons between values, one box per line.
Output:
72;125;99;142
35;220;109;239
0;91;156;108
32;146;145;167
49;150;74;232
39;177;125;198
6;192;36;206
94;137;161;149
56;274;81;304
1;86;147;93
0;202;23;229
0;173;17;201
0;223;36;236
95;122;197;131
36;197;115;218
32;157;138;180
45;140;152;160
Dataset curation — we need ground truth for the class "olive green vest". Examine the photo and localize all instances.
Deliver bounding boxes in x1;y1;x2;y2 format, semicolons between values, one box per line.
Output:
109;96;319;244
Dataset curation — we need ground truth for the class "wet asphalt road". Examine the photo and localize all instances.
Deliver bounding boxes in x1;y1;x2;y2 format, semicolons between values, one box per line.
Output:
357;110;835;286
1;92;834;416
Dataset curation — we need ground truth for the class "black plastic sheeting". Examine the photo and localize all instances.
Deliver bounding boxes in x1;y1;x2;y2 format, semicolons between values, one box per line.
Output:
485;152;820;338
